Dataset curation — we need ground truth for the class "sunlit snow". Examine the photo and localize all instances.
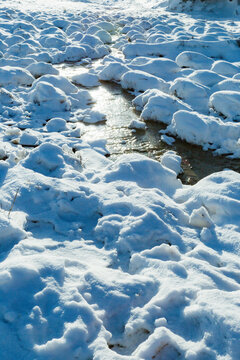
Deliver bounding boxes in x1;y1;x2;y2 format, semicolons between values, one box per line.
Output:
0;0;240;358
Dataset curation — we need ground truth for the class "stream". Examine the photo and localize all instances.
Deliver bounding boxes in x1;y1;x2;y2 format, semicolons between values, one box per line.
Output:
56;57;240;185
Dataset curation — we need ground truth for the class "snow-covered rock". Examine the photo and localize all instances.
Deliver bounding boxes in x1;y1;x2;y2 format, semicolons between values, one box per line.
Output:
26;62;59;78
209;91;240;120
211;60;240;77
188;69;226;87
121;70;169;93
176;51;214;70
0;66;34;87
29;81;71;111
72;72;100;87
46;118;67;132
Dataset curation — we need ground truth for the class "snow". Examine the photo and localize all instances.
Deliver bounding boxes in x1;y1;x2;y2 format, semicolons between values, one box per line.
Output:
0;66;34;87
209;90;240;120
166;110;240;155
160;150;182;175
72;72;100;87
134;89;190;123
129;57;180;81
98;62;129;82
29;81;71;112
26;62;59;78
128;119;147;130
121;70;169;93
0;0;240;359
176;51;214;70
211;60;240;77
170;77;209;112
46;118;68;132
187;69;226;87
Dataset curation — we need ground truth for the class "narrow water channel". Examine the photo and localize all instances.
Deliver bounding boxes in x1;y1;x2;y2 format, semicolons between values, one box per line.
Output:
57;62;240;185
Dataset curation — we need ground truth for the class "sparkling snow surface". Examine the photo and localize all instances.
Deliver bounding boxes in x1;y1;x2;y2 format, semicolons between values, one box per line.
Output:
0;0;240;359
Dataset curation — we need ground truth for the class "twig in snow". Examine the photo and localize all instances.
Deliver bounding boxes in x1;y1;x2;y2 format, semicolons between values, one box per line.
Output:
8;188;20;218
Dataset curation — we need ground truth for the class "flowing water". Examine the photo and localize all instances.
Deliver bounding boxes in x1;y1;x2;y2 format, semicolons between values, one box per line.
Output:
57;59;240;185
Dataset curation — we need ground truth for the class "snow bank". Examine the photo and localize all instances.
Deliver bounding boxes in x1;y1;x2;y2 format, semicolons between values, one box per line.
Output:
167;110;240;155
133;89;191;124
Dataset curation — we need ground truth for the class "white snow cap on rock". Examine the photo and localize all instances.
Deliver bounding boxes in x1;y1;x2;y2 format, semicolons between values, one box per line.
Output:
211;60;240;77
209;91;240;120
72;72;100;87
188;69;226;88
0;66;34;87
176;51;214;70
98;62;129;82
134;89;191;124
46;118;67;132
121;70;170;93
26;62;59;78
29;81;71;111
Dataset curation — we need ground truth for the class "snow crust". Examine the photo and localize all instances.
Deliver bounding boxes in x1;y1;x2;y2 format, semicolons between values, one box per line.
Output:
0;0;240;359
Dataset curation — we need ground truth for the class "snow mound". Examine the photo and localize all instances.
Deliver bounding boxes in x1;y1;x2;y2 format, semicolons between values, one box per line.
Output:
129;119;147;130
213;78;240;92
134;89;190;124
176;51;214;70
19;131;39;146
211;60;240;77
46;118;67;132
188;69;226;87
170;77;208;112
98;62;129;82
161;151;182;175
32;75;78;95
209;91;240;120
26;62;59;78
72;72;100;87
121;70;169;93
101;153;182;196
29;81;71;112
0;66;34;87
63;45;87;62
175;169;240;225
22;143;81;177
167;110;240;156
129;57;180;81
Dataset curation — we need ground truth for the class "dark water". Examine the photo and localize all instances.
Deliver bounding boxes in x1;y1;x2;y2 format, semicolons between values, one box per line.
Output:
57;63;240;185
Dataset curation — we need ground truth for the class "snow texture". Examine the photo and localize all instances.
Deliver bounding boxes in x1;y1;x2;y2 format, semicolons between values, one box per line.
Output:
0;0;240;359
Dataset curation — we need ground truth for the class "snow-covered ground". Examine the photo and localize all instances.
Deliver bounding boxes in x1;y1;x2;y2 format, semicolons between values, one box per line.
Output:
0;0;240;358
